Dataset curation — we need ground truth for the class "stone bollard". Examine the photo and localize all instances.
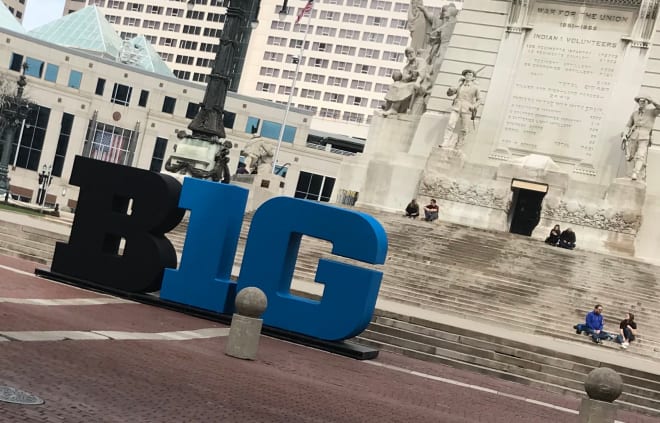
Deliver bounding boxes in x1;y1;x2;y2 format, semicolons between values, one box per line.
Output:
579;367;623;423
225;287;268;360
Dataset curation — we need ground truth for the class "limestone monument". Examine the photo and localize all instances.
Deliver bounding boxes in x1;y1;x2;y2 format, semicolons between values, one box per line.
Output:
334;0;660;259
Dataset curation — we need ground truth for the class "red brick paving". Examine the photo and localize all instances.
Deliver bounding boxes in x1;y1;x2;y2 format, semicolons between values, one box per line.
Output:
0;254;658;423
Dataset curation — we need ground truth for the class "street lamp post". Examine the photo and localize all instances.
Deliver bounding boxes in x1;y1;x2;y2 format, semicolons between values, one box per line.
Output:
0;64;30;199
271;0;314;175
164;0;257;183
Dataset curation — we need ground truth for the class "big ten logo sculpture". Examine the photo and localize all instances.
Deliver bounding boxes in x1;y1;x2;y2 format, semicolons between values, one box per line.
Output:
51;157;388;341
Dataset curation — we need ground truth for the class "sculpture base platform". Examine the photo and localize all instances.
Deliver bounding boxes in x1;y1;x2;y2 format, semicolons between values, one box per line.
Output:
34;268;379;361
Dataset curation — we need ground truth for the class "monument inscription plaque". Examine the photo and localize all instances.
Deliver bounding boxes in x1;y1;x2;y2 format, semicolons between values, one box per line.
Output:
497;2;634;163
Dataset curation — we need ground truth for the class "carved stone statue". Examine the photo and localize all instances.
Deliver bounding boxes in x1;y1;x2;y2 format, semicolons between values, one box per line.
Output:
621;94;660;181
402;47;432;115
428;3;458;77
407;0;433;54
241;138;274;175
441;69;481;149
381;71;414;116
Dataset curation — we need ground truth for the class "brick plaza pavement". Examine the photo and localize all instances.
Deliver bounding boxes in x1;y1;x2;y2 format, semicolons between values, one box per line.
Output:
0;254;657;423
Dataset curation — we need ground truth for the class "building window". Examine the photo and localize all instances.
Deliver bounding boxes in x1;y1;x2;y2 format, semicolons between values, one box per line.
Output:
162;96;176;114
128;2;143;11
85;122;136;166
261;121;296;142
9;53;23;72
245;116;260;134
44;64;59;83
343;111;365;123
295;171;335;202
95;78;106;95
111;83;133;106
192;73;208;82
52;113;74;177
13;105;50;171
186;102;200;119
256;82;275;93
150;137;168;172
67;70;83;89
173;70;191;80
319;108;340;119
24;57;44;78
138;90;149;107
223;111;236;129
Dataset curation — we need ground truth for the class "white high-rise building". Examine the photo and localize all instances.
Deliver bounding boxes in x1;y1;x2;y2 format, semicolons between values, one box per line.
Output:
61;0;459;138
241;0;457;138
63;0;234;84
2;0;26;21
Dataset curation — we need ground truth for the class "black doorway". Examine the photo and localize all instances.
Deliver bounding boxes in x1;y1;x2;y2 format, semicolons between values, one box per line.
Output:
508;179;548;236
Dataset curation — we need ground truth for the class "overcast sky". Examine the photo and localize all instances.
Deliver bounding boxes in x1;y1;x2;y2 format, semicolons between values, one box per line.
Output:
22;0;65;30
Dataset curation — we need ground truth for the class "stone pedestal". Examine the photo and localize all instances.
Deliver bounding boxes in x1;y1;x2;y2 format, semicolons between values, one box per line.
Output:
336;114;428;213
635;145;660;263
579;398;617;423
357;153;427;212
232;173;285;213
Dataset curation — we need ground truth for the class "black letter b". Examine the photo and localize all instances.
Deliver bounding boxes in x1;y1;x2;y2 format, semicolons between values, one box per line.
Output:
51;156;184;293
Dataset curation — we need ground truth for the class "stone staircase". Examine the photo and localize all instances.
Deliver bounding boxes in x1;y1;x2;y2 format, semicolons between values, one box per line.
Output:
4;207;660;416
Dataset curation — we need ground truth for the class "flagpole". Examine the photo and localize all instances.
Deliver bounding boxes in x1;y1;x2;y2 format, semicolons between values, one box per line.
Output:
271;0;314;175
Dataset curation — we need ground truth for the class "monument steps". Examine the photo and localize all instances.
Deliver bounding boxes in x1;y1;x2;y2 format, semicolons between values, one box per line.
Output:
358;316;660;415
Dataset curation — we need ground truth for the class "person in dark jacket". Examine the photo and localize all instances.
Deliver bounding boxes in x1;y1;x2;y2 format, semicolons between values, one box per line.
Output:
405;199;420;219
574;304;612;344
545;224;561;245
615;312;638;349
558;227;576;249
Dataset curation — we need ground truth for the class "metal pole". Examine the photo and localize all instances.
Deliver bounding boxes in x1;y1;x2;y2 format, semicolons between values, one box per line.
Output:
12;118;25;169
272;4;314;174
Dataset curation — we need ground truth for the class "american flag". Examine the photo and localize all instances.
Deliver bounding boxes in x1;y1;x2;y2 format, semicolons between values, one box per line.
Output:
295;0;313;24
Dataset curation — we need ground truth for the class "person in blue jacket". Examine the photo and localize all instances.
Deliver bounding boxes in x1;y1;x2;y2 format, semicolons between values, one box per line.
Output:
574;304;613;344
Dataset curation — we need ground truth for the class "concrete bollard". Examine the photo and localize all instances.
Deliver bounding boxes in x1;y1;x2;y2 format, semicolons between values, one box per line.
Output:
225;287;268;360
579;367;623;423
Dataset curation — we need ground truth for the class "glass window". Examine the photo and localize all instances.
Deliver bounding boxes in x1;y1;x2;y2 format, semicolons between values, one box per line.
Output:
162;96;176;114
111;83;132;106
12;105;51;171
95;78;106;95
261;121;296;142
24;57;44;78
186;102;200;119
67;70;83;89
294;171;334;202
44;63;59;83
149;137;168;172
9;53;23;72
84;121;136;166
138;90;149;107
52;113;74;177
245;116;260;134
223;111;236;129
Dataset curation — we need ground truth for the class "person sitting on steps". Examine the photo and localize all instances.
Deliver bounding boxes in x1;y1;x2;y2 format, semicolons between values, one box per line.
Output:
405;199;420;219
558;227;576;250
615;312;637;349
574;304;613;344
423;199;439;222
545;224;561;246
